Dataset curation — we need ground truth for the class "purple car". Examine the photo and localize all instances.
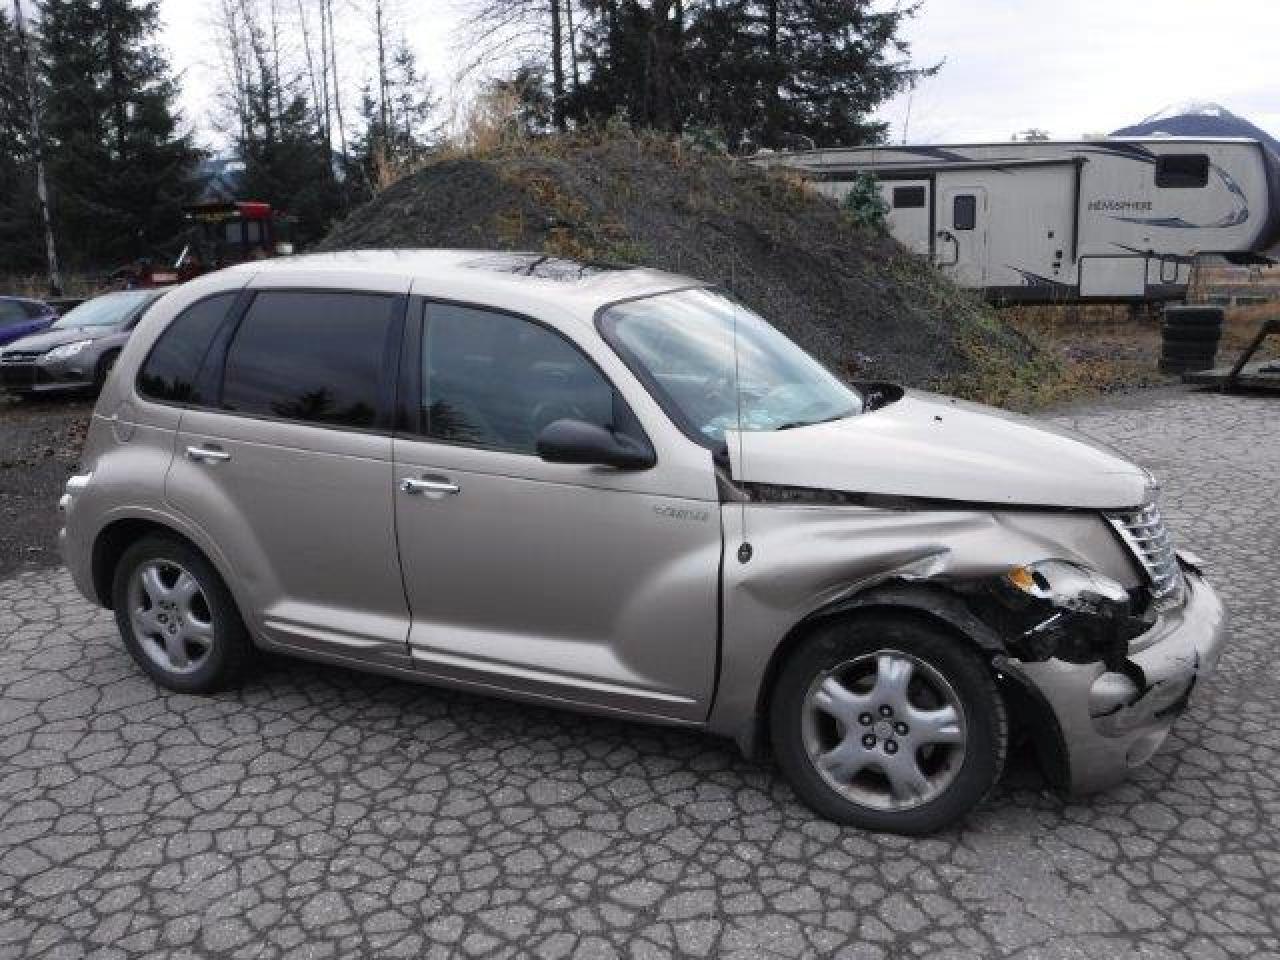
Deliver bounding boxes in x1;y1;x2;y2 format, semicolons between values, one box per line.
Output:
0;297;57;347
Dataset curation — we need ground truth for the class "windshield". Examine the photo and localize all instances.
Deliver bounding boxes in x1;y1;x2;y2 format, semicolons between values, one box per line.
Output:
53;290;158;330
601;288;862;446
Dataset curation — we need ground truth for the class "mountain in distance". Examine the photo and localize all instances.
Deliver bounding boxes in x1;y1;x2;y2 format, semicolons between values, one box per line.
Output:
1112;101;1279;154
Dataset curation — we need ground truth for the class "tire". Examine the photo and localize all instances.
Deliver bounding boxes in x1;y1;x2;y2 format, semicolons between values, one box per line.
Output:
1162;305;1224;329
1161;325;1221;344
111;534;253;693
770;614;1006;834
1160;344;1216;369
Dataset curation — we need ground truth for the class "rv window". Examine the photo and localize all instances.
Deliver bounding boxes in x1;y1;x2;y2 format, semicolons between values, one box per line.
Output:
1155;154;1209;188
892;186;926;209
953;194;977;231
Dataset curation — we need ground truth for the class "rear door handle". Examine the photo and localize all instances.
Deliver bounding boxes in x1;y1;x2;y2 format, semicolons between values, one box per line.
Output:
400;477;460;496
186;445;231;464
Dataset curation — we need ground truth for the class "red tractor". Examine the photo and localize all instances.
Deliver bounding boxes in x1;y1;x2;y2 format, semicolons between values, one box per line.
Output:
110;200;295;289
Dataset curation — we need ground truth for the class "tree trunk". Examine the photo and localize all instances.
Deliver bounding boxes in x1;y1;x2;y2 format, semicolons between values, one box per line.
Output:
269;0;283;119
317;0;333;155
295;0;326;146
103;1;129;161
765;0;779;144
550;0;565;130
11;0;61;294
374;0;389;134
325;0;347;160
565;0;580;92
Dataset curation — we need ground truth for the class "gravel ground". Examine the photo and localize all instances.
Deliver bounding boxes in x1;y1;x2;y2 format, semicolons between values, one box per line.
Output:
1;386;1278;959
0;395;91;577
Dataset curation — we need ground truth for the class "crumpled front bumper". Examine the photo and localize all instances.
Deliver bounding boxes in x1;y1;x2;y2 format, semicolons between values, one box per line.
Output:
1009;563;1227;793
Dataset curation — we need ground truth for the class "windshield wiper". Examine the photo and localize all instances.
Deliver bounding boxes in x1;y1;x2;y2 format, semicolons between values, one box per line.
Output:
774;411;854;432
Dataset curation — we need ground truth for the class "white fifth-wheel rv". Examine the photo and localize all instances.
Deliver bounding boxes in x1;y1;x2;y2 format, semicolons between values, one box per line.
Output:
758;138;1280;303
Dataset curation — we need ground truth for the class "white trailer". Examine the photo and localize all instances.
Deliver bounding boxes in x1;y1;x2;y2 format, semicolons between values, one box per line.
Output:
757;138;1280;303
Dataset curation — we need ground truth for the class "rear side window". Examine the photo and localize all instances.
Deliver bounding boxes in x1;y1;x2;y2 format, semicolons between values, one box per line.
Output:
892;186;926;209
136;293;236;404
221;291;396;428
953;194;977;230
418;304;619;453
1155;154;1209;188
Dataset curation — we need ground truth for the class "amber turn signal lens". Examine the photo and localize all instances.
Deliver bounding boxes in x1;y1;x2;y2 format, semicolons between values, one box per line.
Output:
1006;566;1037;593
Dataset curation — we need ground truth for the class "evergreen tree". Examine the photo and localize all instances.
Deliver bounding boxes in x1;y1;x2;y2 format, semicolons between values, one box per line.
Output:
351;39;438;196
570;0;929;149
39;0;199;269
0;10;42;273
755;0;930;147
237;76;344;249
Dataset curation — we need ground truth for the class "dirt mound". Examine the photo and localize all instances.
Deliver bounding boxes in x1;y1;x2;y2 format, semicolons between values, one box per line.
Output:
320;136;1041;390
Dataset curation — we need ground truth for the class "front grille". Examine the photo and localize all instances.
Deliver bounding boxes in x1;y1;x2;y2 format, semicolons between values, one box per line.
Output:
0;350;41;363
1106;500;1184;609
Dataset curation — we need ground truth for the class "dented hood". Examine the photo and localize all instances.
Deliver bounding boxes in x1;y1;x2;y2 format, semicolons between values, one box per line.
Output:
728;390;1150;509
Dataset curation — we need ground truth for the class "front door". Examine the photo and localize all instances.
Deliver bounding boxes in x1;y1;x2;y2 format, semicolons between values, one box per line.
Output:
938;186;990;288
166;281;412;664
393;300;721;722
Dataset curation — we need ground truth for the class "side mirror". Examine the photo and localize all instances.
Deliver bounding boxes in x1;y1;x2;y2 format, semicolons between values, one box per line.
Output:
536;419;656;470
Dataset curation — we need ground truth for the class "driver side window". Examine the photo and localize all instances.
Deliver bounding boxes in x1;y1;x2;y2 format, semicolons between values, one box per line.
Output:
419;304;618;454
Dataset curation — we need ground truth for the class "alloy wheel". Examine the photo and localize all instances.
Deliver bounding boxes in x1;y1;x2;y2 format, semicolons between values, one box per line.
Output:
127;560;215;674
800;649;967;811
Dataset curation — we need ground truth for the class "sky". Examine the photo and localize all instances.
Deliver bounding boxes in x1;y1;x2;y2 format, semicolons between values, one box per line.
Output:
157;0;1280;149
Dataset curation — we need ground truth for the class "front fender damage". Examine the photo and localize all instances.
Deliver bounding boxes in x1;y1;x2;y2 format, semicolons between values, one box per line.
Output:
709;502;1163;791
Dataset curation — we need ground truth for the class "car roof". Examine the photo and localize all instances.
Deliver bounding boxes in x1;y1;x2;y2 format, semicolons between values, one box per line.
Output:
224;249;704;317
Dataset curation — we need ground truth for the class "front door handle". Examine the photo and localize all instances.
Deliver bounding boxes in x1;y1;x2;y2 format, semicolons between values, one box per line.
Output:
400;477;460;496
186;445;231;464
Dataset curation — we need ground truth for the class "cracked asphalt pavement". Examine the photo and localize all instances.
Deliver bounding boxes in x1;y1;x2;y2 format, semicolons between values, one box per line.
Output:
1;387;1278;959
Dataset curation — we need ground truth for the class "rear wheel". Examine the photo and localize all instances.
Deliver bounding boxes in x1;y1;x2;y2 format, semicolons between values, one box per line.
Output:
770;615;1006;834
111;535;252;693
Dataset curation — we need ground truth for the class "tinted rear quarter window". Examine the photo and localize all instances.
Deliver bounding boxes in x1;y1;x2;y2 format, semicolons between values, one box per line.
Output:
1155;154;1209;188
136;293;237;404
221;291;397;429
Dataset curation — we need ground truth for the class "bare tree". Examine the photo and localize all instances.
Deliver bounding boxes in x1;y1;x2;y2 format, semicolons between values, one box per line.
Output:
455;0;575;130
10;0;60;294
324;0;347;159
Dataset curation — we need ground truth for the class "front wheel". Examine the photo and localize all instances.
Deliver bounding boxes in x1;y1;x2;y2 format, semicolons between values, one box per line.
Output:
770;615;1007;834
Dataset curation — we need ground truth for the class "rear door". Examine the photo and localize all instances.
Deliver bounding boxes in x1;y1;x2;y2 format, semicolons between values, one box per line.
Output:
391;299;721;721
166;274;412;664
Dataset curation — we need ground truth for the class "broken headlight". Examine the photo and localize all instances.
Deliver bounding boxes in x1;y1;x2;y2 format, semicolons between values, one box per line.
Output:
987;560;1149;665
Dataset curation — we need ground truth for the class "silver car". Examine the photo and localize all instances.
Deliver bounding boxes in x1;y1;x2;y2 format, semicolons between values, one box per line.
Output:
58;251;1226;834
0;289;167;396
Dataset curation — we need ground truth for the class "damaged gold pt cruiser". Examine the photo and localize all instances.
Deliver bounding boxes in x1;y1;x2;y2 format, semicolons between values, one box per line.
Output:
59;252;1227;834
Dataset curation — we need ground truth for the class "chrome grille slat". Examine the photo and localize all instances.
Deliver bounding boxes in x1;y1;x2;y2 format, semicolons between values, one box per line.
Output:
1106;497;1184;610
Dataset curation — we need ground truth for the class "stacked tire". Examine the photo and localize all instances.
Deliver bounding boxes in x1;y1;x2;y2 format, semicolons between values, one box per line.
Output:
1161;305;1223;374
